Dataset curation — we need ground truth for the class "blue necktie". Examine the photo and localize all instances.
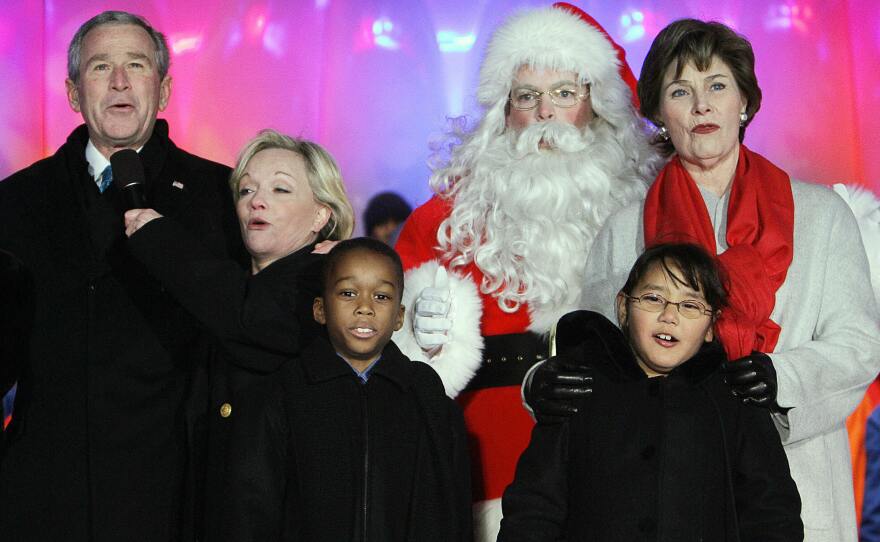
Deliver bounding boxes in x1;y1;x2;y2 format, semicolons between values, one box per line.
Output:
98;165;113;193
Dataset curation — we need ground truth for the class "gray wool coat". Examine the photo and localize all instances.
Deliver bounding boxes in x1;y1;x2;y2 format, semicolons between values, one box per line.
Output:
582;177;880;542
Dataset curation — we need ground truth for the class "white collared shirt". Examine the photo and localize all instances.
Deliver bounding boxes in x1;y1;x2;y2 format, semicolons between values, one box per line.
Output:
84;141;145;187
85;140;112;185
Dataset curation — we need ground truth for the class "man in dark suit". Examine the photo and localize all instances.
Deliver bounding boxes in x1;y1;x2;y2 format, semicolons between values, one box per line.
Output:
0;11;244;541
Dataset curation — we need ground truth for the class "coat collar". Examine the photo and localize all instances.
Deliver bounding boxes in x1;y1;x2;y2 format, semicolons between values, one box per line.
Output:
558;310;724;385
61;119;172;183
665;341;725;384
28;121;185;275
67;120;205;220
252;242;321;284
301;335;416;391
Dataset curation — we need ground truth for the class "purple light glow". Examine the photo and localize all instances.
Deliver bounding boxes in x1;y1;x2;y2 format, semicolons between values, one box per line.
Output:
0;0;877;230
436;30;476;52
170;34;203;56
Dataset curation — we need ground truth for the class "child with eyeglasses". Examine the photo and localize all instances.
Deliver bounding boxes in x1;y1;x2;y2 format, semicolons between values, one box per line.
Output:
498;243;803;541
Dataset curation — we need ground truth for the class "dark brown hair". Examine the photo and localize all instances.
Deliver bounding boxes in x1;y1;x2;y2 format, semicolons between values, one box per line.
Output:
637;19;762;156
321;237;405;298
620;243;728;314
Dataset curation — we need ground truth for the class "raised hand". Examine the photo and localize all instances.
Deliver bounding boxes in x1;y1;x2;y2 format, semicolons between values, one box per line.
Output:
413;266;453;352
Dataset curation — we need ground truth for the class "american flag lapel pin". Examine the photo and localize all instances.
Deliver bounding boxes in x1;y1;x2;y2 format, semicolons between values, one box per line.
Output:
172;180;185;190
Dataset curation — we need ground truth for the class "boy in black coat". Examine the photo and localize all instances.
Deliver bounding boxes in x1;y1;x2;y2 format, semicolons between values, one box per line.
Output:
217;238;472;542
498;243;802;541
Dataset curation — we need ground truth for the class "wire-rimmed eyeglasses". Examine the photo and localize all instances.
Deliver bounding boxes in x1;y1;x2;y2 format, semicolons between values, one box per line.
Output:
622;292;714;319
508;85;589;111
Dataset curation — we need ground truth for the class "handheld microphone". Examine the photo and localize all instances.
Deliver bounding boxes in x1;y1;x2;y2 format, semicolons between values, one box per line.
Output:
109;149;147;210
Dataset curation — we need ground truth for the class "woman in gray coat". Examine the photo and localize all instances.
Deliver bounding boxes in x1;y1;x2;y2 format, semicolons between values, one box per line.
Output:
571;19;880;542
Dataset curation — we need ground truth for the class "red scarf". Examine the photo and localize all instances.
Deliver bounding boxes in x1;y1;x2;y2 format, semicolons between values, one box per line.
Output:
643;145;794;360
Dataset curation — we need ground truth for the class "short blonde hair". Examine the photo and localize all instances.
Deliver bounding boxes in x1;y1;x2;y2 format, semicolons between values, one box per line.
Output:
230;130;354;241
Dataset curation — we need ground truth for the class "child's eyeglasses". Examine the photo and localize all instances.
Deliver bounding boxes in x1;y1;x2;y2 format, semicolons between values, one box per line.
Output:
623;292;714;319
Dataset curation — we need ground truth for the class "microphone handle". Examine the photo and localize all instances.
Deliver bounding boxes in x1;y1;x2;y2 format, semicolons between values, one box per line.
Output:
121;183;147;210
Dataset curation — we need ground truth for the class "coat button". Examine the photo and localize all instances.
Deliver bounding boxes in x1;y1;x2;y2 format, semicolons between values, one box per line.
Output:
638;517;656;533
640;445;656;460
219;403;232;418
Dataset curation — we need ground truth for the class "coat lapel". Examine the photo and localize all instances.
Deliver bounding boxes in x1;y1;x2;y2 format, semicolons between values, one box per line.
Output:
141;120;203;220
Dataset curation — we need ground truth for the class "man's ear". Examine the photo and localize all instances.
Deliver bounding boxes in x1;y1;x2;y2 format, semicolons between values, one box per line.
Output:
394;303;405;332
615;292;629;330
66;79;81;113
313;297;326;324
158;76;172;111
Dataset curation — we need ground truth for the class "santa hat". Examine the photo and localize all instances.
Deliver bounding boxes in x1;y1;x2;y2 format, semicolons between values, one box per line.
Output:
477;2;639;113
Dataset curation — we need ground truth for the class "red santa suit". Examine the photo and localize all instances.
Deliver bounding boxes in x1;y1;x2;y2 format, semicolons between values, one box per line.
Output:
391;4;647;540
395;195;541;505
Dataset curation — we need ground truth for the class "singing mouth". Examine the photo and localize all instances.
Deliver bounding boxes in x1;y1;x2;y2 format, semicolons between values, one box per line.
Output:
350;326;378;338
653;333;679;346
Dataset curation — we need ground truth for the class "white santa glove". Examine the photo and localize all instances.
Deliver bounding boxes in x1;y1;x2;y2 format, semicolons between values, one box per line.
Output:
413;266;453;351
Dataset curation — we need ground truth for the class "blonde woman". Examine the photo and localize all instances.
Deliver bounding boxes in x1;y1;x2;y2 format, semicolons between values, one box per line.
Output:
124;129;353;367
124;130;354;538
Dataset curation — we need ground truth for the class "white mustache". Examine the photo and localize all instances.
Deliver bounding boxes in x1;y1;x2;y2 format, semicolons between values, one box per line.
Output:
511;121;590;156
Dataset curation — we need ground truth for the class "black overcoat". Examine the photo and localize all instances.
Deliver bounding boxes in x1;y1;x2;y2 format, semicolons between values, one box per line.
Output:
0;122;244;542
211;336;473;542
499;311;803;542
127;215;325;540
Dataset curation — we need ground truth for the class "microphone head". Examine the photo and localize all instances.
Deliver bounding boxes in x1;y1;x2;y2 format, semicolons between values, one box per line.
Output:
109;148;146;190
109;148;147;209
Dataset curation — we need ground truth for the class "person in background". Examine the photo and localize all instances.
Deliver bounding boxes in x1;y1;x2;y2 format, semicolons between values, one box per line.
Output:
364;190;411;245
0;11;243;541
392;4;660;539
528;18;880;542
500;243;802;541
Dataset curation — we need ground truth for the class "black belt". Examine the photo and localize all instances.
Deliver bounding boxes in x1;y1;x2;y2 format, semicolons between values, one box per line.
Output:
463;332;550;392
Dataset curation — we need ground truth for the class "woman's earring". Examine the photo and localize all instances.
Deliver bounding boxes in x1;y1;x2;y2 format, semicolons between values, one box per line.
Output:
739;112;748;126
658;125;669;141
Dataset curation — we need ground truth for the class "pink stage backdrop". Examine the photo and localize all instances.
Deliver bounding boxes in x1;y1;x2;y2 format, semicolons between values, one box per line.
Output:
1;0;878;231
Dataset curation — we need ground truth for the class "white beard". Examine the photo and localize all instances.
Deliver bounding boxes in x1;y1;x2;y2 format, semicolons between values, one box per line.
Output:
438;120;643;322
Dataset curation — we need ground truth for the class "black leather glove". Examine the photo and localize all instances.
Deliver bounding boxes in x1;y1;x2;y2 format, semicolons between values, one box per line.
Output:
722;351;784;411
526;355;593;424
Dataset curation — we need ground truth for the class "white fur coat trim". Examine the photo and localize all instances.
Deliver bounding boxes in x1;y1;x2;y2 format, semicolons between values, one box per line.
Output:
392;260;484;398
833;183;880;303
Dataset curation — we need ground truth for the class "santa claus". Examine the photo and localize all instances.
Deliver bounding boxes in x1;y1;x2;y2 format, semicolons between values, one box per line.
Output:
393;3;661;540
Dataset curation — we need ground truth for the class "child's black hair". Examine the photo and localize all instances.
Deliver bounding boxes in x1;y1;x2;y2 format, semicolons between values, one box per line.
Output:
321;237;405;297
620;243;728;312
